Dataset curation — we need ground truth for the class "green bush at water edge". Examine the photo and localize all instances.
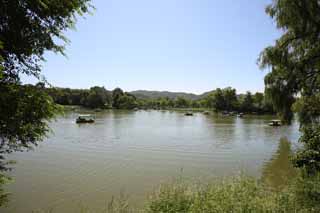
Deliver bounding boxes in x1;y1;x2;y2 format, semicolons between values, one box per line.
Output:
146;175;319;213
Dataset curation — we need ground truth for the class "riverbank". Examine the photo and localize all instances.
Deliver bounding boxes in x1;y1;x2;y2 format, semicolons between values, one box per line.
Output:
30;173;320;212
143;174;320;213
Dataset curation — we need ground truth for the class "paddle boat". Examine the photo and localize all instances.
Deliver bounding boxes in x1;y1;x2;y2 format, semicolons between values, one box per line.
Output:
269;120;282;127
76;114;95;124
238;113;244;118
185;112;194;116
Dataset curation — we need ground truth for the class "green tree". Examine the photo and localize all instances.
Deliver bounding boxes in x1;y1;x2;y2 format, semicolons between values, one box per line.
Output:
253;92;264;109
223;87;238;111
0;84;60;169
199;98;210;108
175;97;190;108
160;97;171;109
168;98;175;108
0;0;92;81
0;0;92;171
84;86;110;109
112;88;124;109
259;0;320;174
191;100;201;108
212;88;225;111
240;92;254;113
118;94;137;110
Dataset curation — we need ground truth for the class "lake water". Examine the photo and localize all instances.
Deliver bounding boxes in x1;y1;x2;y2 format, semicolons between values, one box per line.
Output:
2;110;300;212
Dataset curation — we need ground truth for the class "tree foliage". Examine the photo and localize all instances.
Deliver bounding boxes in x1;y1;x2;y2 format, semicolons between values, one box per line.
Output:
0;0;92;173
240;92;254;113
112;88;125;109
259;0;320;174
0;0;92;81
211;88;226;111
223;87;238;111
0;84;59;158
36;79;276;113
46;86;274;114
175;97;191;108
117;93;138;110
83;86;110;109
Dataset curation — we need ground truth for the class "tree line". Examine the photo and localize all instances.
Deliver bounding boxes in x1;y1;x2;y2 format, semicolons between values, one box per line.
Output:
44;86;137;110
43;85;275;114
1;0;320;210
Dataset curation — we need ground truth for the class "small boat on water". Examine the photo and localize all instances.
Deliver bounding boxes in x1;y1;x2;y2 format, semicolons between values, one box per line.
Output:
185;112;194;116
76;114;95;124
238;113;244;118
229;111;236;116
269;120;282;126
222;111;229;116
203;111;210;115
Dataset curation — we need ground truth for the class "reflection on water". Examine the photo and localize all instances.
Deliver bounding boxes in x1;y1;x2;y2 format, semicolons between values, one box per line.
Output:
1;110;300;212
261;138;298;188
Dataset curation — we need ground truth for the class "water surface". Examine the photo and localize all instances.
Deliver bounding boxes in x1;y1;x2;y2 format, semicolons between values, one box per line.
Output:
3;110;300;212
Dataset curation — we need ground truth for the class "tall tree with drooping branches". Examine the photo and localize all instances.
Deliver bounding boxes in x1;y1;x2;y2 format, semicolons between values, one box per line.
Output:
259;0;320;174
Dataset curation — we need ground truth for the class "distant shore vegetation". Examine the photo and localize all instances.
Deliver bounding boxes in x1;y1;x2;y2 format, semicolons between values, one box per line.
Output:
38;84;275;114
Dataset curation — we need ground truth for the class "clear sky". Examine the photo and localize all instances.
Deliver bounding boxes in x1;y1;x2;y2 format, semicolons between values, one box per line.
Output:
23;0;280;94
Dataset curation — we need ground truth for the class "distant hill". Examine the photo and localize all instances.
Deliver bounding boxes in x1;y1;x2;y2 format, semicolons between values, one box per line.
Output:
199;90;215;99
129;90;215;100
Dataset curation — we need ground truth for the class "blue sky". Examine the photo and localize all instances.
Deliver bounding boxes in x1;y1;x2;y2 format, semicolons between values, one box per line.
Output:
23;0;280;94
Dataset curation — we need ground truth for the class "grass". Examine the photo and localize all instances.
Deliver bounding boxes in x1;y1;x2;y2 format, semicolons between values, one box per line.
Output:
146;174;320;213
4;172;320;212
0;173;11;207
146;176;297;213
48;174;319;213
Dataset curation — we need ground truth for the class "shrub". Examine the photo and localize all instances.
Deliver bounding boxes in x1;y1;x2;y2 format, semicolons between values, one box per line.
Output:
146;175;319;213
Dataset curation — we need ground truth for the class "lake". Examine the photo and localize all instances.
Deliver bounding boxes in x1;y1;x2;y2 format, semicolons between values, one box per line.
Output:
2;110;300;212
